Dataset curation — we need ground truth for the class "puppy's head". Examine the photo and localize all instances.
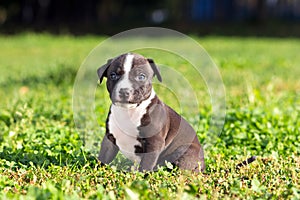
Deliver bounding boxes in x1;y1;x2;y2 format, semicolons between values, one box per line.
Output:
97;53;162;108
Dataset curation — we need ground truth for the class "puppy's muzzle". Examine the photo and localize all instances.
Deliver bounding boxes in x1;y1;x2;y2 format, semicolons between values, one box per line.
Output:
119;88;130;100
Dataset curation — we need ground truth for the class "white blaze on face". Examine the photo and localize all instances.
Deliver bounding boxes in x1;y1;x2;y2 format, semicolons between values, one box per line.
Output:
114;54;135;107
123;54;135;75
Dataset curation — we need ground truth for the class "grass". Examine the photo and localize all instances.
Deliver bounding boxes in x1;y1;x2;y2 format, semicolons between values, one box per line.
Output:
0;33;299;199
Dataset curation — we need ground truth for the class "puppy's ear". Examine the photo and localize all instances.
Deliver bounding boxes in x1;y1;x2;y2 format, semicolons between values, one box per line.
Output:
147;58;162;82
97;59;112;84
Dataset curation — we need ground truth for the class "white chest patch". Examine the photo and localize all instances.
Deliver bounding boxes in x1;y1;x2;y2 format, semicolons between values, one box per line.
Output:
108;89;156;163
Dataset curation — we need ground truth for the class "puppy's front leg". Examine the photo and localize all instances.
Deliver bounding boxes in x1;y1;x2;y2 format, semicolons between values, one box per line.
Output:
98;134;119;164
138;152;160;171
138;137;164;171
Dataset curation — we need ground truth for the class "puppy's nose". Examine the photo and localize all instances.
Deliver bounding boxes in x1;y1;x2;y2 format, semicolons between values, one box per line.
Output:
119;88;130;99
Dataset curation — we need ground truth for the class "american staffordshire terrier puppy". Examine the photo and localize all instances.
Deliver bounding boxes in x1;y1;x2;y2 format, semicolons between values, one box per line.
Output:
97;53;205;172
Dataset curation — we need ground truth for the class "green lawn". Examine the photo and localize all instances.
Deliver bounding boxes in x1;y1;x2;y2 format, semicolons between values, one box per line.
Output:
0;33;299;199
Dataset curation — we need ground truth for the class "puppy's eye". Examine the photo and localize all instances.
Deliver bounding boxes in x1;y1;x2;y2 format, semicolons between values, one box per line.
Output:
136;73;146;81
110;72;119;80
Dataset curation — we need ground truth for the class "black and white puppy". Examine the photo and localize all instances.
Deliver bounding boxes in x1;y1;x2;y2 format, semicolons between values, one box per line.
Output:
97;53;205;172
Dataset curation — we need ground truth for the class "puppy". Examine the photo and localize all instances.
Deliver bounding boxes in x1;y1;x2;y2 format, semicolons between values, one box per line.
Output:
97;53;205;172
